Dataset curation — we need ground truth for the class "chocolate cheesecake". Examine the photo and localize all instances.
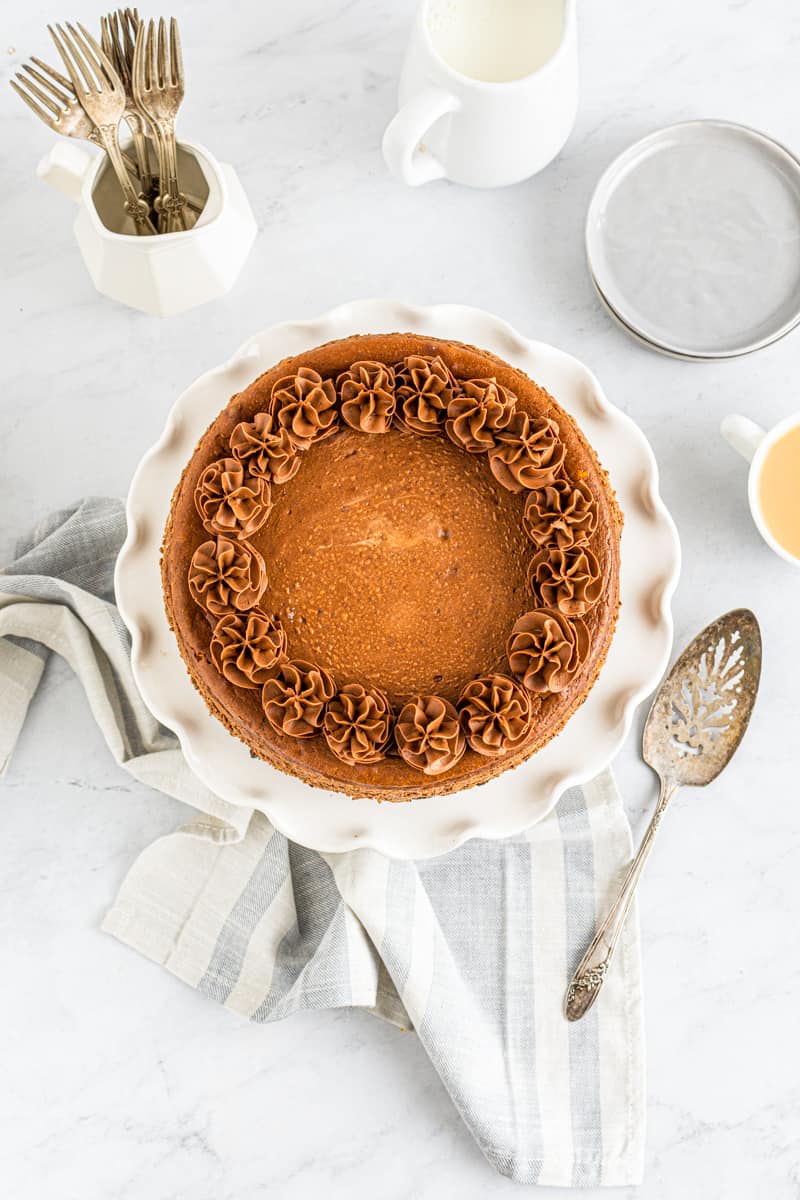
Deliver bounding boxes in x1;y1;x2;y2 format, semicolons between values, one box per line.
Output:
162;333;622;800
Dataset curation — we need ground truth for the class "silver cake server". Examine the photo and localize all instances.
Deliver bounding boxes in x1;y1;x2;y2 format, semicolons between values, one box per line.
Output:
564;608;762;1021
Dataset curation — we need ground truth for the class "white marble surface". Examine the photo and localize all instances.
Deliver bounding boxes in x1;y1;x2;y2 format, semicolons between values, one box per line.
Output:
2;0;799;1195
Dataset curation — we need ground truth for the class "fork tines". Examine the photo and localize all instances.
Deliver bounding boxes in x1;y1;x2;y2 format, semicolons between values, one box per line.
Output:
10;58;71;126
134;15;183;94
48;21;123;99
102;8;141;85
165;16;184;89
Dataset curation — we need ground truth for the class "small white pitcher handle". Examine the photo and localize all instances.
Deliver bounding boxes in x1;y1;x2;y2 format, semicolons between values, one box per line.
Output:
382;88;459;186
37;141;94;204
721;415;766;463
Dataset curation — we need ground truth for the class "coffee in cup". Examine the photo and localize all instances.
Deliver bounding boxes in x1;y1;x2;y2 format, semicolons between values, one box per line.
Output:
757;424;800;559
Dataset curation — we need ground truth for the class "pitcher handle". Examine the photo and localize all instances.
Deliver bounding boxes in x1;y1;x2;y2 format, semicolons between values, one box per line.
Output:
721;415;766;463
37;141;94;204
382;88;459;186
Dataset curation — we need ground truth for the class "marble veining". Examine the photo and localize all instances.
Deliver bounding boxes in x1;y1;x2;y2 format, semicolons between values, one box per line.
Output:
2;0;800;1195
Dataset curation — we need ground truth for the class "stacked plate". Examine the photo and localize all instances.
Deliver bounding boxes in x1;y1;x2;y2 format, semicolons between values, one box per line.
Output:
586;120;800;360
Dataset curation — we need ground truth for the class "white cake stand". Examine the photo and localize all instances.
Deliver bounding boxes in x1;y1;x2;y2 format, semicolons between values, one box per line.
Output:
115;300;680;859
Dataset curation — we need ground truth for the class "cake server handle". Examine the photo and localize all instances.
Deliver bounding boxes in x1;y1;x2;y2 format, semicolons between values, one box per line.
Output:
564;776;679;1021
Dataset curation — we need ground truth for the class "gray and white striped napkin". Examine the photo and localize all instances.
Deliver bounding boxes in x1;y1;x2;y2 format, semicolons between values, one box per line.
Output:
0;498;645;1187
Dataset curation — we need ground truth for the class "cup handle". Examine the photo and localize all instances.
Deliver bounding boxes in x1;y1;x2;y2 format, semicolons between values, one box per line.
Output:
721;415;766;463
382;88;460;186
36;141;94;204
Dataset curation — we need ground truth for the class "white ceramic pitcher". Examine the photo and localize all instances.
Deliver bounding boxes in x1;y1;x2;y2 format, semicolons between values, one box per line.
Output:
37;139;257;317
382;0;578;188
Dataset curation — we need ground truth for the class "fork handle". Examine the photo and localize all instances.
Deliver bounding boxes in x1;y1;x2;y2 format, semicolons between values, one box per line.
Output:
95;123;156;235
87;131;138;178
564;777;679;1021
152;119;188;232
128;116;155;198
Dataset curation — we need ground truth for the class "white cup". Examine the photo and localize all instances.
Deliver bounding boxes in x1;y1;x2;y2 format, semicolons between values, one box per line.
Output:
721;412;800;565
37;139;257;317
382;0;578;188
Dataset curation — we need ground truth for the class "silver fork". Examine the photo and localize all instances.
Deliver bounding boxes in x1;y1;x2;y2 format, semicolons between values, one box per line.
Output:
106;9;202;219
133;17;190;233
10;56;138;176
101;7;155;198
49;21;155;235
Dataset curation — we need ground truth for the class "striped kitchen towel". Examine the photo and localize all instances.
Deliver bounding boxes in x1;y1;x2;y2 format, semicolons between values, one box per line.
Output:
0;498;645;1187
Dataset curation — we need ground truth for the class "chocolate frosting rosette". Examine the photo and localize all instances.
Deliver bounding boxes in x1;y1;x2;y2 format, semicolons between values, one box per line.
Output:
458;674;533;757
507;609;590;694
262;659;336;739
523;476;597;549
270;367;338;448
394;354;458;435
194;457;272;539
188;535;267;617
489;412;565;493
395;695;466;775
446;377;516;453
338;360;396;434
323;683;393;765
229;411;302;484
210;609;287;689
528;545;602;616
